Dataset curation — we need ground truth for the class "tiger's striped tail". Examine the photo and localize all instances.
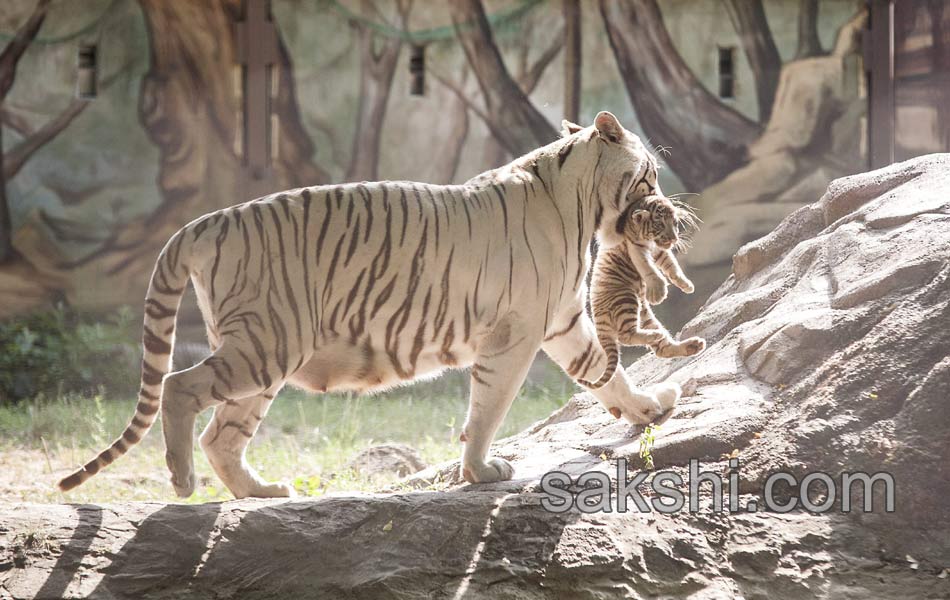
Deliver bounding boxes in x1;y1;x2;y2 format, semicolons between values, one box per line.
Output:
58;229;191;492
578;327;620;390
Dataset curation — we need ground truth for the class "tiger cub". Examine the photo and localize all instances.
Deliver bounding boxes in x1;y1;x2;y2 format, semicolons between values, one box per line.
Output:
580;195;706;390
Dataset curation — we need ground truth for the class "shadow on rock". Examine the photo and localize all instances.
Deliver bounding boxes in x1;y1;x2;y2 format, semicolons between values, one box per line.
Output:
90;502;222;598
31;505;102;600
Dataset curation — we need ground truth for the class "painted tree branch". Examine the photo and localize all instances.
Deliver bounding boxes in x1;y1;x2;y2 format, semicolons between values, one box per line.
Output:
428;66;492;128
3;101;85;181
430;65;512;171
563;0;581;123
449;0;557;157
430;69;470;184
344;0;405;182
274;36;329;186
795;0;823;58
0;0;51;99
1;106;32;137
519;28;563;95
0;125;10;263
724;0;782;122
34;0;329;287
0;0;52;263
600;0;761;190
3;64;129;182
464;7;563;172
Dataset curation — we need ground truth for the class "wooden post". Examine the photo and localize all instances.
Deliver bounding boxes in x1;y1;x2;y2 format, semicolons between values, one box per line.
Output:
866;0;895;169
234;0;279;199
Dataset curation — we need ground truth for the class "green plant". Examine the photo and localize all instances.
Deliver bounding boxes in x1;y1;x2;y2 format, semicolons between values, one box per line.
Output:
639;424;659;470
0;306;140;404
292;474;322;496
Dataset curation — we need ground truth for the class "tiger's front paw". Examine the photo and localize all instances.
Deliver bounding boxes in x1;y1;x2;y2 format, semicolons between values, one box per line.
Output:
606;395;664;425
170;469;195;498
645;277;668;305
608;403;660;425
652;381;681;412
606;381;680;425
462;457;514;483
166;451;195;498
239;481;296;499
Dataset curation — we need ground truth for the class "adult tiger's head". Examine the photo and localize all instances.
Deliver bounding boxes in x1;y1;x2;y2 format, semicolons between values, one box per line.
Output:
560;111;662;248
617;194;700;253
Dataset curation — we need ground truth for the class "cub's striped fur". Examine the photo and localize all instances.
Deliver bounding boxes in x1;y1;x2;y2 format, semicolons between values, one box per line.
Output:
58;112;682;498
580;195;706;389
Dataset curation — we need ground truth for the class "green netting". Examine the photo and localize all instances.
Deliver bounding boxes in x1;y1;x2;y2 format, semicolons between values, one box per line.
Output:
1;0;543;46
0;0;124;45
325;0;543;43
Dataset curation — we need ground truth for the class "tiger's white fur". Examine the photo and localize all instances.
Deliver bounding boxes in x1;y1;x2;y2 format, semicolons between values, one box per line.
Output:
58;112;680;498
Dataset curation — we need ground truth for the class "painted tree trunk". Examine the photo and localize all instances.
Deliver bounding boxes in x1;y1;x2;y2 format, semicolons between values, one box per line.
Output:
449;0;556;157
724;0;782;122
599;0;762;191
563;0;582;124
345;24;401;182
274;40;329;188
0;126;10;264
796;0;824;59
431;82;471;184
0;0;52;263
0;0;323;316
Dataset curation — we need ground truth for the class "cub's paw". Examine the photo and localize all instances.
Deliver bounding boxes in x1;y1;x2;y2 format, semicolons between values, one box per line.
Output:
645;277;668;305
676;278;695;294
462;457;514;483
683;337;706;356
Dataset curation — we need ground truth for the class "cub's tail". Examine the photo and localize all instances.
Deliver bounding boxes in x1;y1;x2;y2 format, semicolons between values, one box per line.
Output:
58;229;191;492
578;328;619;390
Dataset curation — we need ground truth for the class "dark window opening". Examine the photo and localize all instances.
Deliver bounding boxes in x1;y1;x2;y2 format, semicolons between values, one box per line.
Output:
77;44;97;99
718;46;735;99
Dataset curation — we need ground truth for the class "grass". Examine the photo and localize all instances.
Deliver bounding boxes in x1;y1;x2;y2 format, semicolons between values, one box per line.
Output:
0;358;574;504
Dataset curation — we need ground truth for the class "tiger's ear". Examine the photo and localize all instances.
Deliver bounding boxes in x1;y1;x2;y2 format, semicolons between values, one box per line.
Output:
561;120;583;137
630;209;650;226
615;205;648;236
594;111;624;144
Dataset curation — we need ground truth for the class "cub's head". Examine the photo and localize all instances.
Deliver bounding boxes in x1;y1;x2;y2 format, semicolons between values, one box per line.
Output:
562;111;662;248
618;194;699;252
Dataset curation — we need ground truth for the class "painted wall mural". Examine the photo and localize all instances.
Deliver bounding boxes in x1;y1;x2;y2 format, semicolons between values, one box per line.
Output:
1;0;940;327
894;0;950;161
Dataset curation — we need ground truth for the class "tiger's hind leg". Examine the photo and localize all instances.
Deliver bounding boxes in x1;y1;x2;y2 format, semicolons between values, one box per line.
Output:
161;343;288;497
199;387;292;498
612;297;667;350
636;304;706;358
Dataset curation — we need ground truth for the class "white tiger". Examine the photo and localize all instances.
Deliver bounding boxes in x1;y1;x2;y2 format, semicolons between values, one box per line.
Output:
58;112;680;499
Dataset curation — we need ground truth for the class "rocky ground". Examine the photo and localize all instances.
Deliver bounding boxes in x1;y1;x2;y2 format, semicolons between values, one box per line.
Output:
3;155;950;599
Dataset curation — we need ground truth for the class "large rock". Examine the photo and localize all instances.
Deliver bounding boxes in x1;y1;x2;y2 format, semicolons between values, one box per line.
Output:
347;443;427;479
2;155;950;598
